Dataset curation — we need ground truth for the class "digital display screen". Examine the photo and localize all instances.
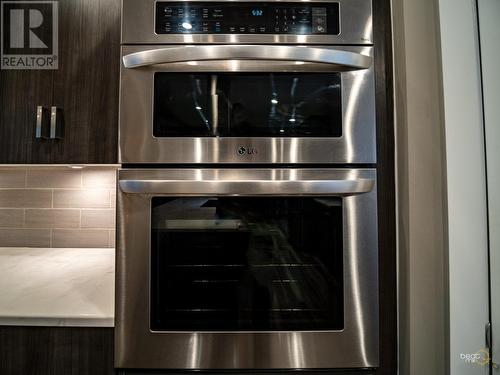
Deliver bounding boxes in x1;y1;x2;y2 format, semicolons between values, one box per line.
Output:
251;9;264;16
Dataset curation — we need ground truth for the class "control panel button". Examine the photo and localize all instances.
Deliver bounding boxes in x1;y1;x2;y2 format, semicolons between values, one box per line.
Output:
311;7;327;34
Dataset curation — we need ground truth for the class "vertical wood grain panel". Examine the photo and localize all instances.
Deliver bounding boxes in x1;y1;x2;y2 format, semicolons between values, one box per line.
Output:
0;327;114;375
373;0;398;373
50;0;120;164
0;70;54;163
0;0;120;164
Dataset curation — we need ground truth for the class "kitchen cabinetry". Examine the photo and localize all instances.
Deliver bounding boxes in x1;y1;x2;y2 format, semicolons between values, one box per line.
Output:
0;327;114;375
0;0;120;164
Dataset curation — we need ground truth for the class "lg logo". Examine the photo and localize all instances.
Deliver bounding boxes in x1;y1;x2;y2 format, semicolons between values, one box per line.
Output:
237;146;258;156
1;1;58;70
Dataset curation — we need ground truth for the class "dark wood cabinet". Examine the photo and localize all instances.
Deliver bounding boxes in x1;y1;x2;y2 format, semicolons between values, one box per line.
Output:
0;327;114;375
0;0;120;164
0;70;54;163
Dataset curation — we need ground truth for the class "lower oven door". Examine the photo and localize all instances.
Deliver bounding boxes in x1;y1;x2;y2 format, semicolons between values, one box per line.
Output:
116;168;379;369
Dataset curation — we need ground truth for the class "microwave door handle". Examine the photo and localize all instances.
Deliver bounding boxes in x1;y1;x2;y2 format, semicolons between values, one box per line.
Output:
119;178;375;196
122;45;372;71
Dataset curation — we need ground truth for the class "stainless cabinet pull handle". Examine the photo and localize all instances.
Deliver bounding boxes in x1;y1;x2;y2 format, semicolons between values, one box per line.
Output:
50;106;57;139
50;106;63;139
35;106;48;139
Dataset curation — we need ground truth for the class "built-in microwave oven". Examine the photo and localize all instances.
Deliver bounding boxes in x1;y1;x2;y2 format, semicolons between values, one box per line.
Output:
119;0;375;164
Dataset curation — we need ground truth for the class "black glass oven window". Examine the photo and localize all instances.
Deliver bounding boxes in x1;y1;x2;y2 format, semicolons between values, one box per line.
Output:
153;73;342;137
151;197;344;331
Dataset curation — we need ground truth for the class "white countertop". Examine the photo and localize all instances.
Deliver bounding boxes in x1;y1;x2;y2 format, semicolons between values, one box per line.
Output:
0;247;114;327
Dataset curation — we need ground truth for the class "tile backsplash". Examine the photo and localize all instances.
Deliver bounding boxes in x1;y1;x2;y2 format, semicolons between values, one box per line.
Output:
0;166;117;248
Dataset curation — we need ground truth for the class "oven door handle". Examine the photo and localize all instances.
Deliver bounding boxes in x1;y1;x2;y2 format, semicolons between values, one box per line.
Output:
119;178;375;196
122;45;371;71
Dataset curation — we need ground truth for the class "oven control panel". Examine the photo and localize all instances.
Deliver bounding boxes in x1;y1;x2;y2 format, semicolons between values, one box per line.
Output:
155;2;340;35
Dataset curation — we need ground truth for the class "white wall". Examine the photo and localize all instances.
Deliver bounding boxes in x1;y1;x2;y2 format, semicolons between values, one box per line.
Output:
392;0;448;373
477;0;500;367
394;0;492;373
438;0;490;374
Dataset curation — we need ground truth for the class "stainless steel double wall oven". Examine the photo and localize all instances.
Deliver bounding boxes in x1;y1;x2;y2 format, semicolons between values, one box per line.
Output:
117;0;379;371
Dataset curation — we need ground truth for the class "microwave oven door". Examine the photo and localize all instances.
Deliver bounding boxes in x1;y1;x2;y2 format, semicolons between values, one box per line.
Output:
119;45;375;164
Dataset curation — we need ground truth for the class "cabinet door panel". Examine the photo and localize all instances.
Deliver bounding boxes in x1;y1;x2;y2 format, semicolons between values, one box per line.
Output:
50;0;120;164
0;70;54;164
0;327;114;375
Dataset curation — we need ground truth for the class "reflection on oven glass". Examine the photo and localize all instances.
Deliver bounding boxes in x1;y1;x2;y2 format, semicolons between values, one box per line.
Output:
151;197;344;331
153;73;342;137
